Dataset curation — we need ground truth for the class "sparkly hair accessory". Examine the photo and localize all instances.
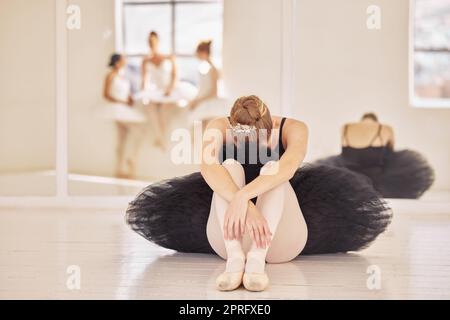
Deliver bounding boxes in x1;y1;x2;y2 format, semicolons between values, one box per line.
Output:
231;123;257;139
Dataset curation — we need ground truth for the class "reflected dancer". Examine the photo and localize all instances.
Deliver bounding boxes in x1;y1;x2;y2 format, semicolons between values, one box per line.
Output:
316;113;435;198
103;54;146;179
188;40;230;130
141;31;197;150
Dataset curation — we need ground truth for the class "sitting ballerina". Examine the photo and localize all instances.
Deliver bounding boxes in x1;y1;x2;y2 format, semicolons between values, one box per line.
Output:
316;113;435;199
103;53;145;178
126;96;392;292
188;40;230;130
141;31;196;150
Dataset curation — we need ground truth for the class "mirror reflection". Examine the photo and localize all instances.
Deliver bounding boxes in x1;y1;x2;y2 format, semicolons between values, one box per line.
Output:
68;0;225;195
316;113;434;199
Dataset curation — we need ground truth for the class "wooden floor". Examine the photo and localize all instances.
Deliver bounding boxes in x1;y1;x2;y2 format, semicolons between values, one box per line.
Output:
1;204;450;300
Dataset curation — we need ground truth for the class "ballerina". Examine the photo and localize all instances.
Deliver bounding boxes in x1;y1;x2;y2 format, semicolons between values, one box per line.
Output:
141;31;197;150
188;40;230;130
140;31;175;150
103;53;145;179
316;113;435;199
126;96;392;292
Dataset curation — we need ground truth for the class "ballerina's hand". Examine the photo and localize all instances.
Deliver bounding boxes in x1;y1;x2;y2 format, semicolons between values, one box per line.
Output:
127;96;134;107
164;89;172;97
224;191;249;241
188;100;198;110
245;205;272;249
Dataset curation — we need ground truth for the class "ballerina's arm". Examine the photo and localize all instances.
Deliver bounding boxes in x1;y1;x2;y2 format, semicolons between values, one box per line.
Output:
200;118;264;240
219;120;308;246
386;125;395;149
200;118;241;202
141;58;148;91
165;55;178;95
190;66;219;109
237;119;309;201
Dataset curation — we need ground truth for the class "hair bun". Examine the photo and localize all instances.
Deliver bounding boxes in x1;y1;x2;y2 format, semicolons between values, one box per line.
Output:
197;40;212;54
108;53;121;68
230;95;273;139
242;99;256;108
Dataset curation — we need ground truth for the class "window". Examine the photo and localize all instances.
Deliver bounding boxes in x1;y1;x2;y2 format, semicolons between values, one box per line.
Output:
117;0;223;84
410;0;450;107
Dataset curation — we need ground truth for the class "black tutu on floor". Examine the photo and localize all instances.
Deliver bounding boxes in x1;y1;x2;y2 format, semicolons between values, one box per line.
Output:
316;149;435;199
126;164;392;255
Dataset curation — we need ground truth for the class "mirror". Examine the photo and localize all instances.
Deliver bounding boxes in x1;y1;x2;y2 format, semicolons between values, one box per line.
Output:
293;0;448;201
66;0;284;196
67;0;226;195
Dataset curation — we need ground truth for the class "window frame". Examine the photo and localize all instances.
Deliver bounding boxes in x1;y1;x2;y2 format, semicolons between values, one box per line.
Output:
409;0;450;108
116;0;223;59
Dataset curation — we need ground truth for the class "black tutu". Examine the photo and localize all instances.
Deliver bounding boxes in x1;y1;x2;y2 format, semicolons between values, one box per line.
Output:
316;149;435;199
126;164;392;255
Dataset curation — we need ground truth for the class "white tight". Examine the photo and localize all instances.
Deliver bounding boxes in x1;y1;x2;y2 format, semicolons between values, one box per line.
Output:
206;159;308;272
115;122;143;178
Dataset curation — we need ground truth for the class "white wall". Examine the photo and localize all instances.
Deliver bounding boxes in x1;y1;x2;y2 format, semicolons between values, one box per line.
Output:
222;0;282;114
67;0;117;178
0;0;55;173
294;0;450;190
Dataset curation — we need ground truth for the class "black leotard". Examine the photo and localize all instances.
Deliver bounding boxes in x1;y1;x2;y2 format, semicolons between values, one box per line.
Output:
221;117;287;186
341;124;392;179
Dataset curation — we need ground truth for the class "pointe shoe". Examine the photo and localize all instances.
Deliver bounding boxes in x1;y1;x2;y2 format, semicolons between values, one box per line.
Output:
215;272;244;291
243;272;269;292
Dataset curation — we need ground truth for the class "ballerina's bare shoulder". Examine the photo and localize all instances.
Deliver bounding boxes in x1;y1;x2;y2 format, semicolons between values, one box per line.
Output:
342;122;394;148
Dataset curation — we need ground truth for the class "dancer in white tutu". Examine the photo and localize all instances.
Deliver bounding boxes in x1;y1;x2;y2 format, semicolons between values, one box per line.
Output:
141;31;196;150
188;40;230;130
103;54;145;179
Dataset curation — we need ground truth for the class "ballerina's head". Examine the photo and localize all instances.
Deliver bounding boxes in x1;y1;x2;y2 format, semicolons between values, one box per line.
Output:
229;95;273;145
196;40;212;61
148;31;160;53
361;112;379;123
108;53;126;71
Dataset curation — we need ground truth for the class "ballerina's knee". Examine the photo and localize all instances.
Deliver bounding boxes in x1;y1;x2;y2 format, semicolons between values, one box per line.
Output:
222;158;243;167
259;161;280;176
222;159;245;187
